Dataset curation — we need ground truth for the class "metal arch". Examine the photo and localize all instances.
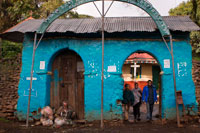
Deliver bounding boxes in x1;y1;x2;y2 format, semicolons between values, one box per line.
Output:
37;0;170;36
26;0;180;128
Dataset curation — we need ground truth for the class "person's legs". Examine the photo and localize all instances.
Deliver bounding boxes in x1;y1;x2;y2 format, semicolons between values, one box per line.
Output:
124;104;129;121
138;103;141;120
71;112;76;120
135;103;139;121
146;102;150;120
135;103;140;120
67;111;73;119
127;105;130;120
149;104;154;120
133;105;137;120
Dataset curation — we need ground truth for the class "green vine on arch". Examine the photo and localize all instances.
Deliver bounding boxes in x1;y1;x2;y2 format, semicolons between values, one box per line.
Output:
37;0;170;36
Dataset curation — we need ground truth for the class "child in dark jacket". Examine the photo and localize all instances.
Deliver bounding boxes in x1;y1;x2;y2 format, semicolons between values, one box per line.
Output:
123;84;134;121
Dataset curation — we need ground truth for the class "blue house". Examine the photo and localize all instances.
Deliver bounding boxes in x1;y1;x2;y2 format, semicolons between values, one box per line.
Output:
1;16;200;121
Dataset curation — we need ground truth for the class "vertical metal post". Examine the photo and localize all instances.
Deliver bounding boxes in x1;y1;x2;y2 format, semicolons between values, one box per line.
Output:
170;35;181;127
0;38;2;58
101;0;105;129
26;33;37;127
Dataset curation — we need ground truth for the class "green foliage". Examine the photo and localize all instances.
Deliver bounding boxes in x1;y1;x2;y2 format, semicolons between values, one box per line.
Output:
169;0;200;58
0;0;15;32
6;0;40;21
0;0;39;32
0;0;93;32
0;0;93;61
169;1;193;16
169;0;200;25
191;31;200;53
39;0;64;18
0;117;10;123
1;40;22;59
76;14;94;18
193;55;200;61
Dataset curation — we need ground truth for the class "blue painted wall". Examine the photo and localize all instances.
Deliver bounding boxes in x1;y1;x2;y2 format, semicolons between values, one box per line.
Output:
16;34;197;120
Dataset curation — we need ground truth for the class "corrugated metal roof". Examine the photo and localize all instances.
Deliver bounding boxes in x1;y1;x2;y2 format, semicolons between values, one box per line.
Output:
1;16;200;42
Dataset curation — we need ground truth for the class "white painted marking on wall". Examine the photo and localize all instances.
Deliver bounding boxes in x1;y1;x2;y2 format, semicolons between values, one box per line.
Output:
107;65;117;72
26;77;37;80
177;62;187;77
23;88;37;97
164;59;170;68
40;61;45;70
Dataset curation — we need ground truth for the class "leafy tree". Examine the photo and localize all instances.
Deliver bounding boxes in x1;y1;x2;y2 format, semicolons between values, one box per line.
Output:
39;0;93;18
191;31;200;54
1;40;22;59
1;0;93;32
0;0;93;59
0;0;16;32
39;0;64;18
169;0;200;59
169;1;193;16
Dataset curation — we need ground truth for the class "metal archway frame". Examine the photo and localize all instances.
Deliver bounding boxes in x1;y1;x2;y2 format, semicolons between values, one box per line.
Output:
37;0;170;36
26;0;180;128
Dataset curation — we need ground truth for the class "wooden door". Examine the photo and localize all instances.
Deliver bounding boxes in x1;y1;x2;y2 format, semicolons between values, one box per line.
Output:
51;50;84;119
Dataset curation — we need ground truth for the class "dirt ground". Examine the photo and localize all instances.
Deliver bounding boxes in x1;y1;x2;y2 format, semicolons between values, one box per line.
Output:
0;104;199;133
0;119;200;133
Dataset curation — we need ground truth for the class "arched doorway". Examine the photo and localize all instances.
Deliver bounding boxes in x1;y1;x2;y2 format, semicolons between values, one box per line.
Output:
50;49;85;119
122;51;162;120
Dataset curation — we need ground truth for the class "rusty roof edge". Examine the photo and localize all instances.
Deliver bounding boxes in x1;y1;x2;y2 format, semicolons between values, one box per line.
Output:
1;17;34;34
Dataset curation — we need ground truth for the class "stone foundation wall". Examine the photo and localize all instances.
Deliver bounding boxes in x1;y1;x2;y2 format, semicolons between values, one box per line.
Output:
0;55;21;120
192;60;200;104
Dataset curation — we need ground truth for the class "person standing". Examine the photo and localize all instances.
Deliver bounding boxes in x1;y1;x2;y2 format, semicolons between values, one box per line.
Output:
132;82;142;121
142;80;157;121
122;84;135;121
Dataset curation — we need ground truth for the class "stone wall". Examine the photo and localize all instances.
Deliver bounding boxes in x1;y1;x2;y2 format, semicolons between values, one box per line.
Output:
192;60;200;104
0;54;21;120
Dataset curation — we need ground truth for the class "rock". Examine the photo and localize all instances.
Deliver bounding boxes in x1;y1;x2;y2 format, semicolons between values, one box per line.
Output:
0;129;6;133
0;56;21;120
35;121;42;126
6;113;13;116
6;105;13;110
128;119;134;123
14;104;17;110
88;124;93;127
0;113;7;117
112;119;119;122
75;119;86;124
191;124;199;128
161;119;167;125
192;61;200;105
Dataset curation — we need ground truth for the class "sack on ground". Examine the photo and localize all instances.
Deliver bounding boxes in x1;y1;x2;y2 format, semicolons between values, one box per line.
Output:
54;117;65;127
